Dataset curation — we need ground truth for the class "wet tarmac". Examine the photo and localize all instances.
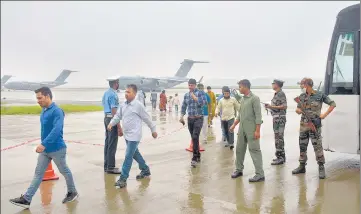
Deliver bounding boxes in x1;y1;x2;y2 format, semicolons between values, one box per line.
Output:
1;106;360;214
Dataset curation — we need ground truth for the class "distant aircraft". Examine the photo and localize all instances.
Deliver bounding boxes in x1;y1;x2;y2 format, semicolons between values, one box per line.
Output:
4;69;78;91
1;75;13;90
110;59;209;92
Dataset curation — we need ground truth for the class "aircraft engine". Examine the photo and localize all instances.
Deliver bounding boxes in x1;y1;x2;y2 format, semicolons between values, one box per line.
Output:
156;80;168;86
140;79;153;85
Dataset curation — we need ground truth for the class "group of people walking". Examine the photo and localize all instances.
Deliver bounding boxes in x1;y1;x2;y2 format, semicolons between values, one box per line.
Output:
9;76;336;210
180;77;336;182
150;90;180;112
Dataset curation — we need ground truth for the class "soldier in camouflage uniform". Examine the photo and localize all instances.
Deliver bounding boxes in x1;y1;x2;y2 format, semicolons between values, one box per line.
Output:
292;78;336;179
265;79;287;165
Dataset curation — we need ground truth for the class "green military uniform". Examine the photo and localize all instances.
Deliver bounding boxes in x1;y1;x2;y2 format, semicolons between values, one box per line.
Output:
270;88;287;163
235;92;264;178
292;90;336;178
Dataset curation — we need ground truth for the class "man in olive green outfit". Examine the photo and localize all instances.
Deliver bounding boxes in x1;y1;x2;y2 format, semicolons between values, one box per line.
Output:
230;79;265;182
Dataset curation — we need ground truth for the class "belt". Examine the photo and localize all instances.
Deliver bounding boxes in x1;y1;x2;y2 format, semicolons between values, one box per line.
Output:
272;115;286;118
105;114;113;118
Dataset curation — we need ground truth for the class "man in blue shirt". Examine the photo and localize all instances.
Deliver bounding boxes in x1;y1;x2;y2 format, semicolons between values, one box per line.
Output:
102;77;122;174
10;87;78;209
180;79;207;167
197;84;211;143
107;84;157;188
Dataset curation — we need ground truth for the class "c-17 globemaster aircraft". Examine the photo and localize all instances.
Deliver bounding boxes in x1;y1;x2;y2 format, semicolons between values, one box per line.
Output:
4;69;78;91
1;75;13;90
110;59;209;92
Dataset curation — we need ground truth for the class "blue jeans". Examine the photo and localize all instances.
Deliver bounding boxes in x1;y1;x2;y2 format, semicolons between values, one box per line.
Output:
24;148;77;202
119;140;149;181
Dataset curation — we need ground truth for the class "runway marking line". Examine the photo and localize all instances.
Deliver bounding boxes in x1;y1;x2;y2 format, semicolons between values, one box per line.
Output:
1;125;187;152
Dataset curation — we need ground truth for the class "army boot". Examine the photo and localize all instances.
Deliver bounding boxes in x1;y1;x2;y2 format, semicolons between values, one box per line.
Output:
318;164;326;179
271;157;284;165
292;163;306;174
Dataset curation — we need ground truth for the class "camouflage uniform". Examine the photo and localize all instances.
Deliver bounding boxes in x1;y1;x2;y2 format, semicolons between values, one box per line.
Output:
296;91;336;165
270;89;287;162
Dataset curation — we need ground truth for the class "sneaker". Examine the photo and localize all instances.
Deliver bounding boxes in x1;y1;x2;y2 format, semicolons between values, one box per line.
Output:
115;178;127;188
136;170;151;180
106;168;122;174
231;171;243;179
9;195;30;209
249;174;265;182
62;192;78;204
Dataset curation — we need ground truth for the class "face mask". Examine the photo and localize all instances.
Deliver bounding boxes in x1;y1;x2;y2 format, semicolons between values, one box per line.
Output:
301;88;306;93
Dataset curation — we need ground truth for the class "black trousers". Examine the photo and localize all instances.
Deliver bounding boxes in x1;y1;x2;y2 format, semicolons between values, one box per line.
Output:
187;117;203;161
104;117;118;170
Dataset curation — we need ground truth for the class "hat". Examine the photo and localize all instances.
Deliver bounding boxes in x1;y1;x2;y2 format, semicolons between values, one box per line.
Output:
188;78;197;85
106;76;119;82
272;79;284;87
297;77;313;87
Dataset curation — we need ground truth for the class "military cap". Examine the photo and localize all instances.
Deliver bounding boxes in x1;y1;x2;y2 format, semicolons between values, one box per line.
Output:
272;79;284;87
297;77;313;87
222;86;230;93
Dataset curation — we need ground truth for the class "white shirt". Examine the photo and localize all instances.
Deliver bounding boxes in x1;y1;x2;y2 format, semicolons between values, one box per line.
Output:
110;99;156;141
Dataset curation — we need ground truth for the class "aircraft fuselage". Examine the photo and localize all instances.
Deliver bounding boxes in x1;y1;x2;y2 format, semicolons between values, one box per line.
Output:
4;81;66;91
118;76;188;92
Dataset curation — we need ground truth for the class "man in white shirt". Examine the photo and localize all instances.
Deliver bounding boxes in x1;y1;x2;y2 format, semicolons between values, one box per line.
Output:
215;86;240;150
107;84;157;188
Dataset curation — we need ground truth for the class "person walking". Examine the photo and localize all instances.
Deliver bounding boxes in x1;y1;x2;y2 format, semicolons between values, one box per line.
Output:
136;89;146;107
180;79;207;167
102;78;122;174
229;79;265;182
206;86;216;127
159;90;167;112
173;93;180;112
10;87;78;209
197;84;211;143
150;89;158;110
216;92;226;142
107;84;157;188
168;96;174;112
215;86;240;150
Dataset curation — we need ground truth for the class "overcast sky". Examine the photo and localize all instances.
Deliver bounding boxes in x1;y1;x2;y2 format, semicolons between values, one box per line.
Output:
1;1;358;87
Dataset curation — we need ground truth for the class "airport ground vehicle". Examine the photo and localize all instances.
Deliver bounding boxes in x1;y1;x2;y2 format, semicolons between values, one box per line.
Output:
322;3;360;154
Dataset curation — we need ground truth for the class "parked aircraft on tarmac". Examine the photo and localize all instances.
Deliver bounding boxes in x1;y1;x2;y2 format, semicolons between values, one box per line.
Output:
108;59;209;92
3;70;78;91
1;75;13;90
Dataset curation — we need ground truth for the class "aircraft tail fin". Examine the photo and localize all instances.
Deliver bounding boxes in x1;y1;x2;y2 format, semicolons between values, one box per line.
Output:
54;69;79;83
174;59;209;78
1;75;12;85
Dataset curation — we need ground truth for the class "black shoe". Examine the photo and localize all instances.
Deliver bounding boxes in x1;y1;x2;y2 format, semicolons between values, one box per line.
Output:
136;170;151;180
62;192;78;204
230;145;234;150
249;174;265;182
231;171;243;179
9;195;30;209
106;168;121;174
196;157;201;163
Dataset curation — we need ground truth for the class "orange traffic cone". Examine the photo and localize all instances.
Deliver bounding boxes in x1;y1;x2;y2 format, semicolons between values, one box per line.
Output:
185;140;205;152
42;162;59;181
